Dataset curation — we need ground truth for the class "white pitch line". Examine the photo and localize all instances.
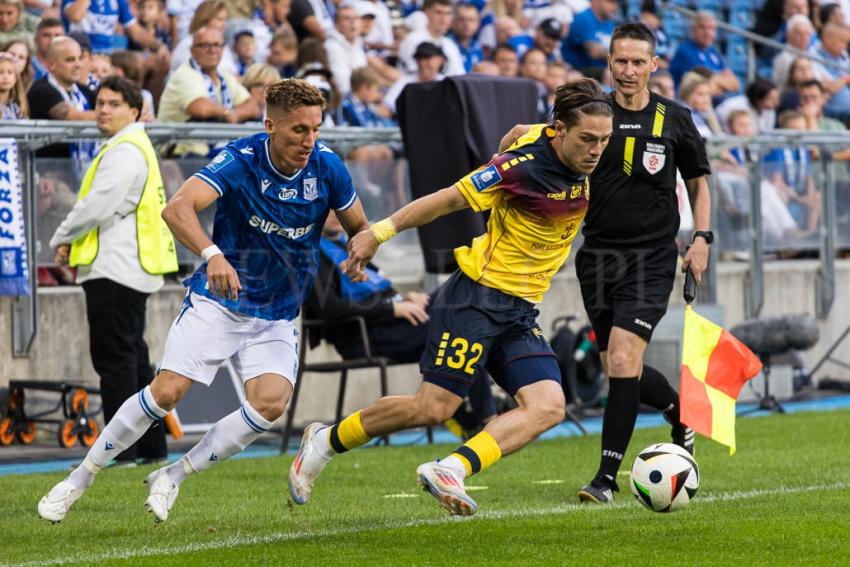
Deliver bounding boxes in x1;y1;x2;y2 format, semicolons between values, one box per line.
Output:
384;493;419;499
7;481;847;567
531;479;566;485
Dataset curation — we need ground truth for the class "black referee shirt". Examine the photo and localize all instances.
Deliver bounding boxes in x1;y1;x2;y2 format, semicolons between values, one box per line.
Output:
582;91;711;248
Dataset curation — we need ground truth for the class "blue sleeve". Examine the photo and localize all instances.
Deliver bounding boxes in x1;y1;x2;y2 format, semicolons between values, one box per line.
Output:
569;13;594;45
669;44;691;85
327;154;357;211
761;149;785;178
194;148;243;197
60;0;72;29
118;0;135;25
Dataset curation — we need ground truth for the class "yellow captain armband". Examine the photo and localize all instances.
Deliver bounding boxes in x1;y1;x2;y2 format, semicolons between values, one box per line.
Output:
369;218;397;244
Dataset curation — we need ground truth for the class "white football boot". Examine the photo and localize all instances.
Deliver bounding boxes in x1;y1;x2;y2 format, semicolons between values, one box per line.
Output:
416;460;478;516
288;422;333;505
38;479;86;523
144;467;179;522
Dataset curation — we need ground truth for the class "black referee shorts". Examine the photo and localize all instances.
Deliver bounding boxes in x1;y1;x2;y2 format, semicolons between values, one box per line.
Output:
576;241;678;351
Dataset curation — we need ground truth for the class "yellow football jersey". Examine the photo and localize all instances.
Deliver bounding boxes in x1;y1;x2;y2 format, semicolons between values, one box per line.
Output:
454;124;590;303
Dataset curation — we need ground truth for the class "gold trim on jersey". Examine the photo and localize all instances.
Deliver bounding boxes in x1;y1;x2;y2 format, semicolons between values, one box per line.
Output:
623;136;635;175
652;102;666;138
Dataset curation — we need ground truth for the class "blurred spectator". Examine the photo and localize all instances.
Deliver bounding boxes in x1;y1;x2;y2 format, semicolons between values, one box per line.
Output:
297;58;338;124
0;0;39;46
472;59;499;74
449;2;484;72
383;41;445;116
810;23;850;122
168;0;206;46
1;38;34;90
509;17;562;62
398;0;465;76
131;0;172;52
679;71;721;137
267;29;298;77
778;56;819;112
493;42;518;77
171;0;238;76
66;31;97;91
820;2;847;27
670;11;740;97
543;60;566;115
648;69;675;100
288;0;326;41
233;30;255;77
638;0;669;64
241;62;281;116
32;18;65;80
764;109;821;233
716;77;779;133
753;0;810;43
90;53;113;82
773;15;816;88
325;4;367;97
0;51;27;118
486;0;529;40
158;27;258;155
110;50;156;122
519;46;548;120
562;0;618;79
715;109;801;244
358;0;394;55
27;36;97;162
62;0;170;61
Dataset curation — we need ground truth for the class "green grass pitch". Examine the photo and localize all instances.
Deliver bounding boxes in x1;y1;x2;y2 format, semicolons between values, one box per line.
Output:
2;409;849;566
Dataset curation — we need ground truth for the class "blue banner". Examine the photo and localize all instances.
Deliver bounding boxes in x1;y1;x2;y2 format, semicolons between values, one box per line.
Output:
0;139;30;296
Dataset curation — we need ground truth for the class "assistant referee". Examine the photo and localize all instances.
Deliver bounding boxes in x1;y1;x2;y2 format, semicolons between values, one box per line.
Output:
575;22;712;503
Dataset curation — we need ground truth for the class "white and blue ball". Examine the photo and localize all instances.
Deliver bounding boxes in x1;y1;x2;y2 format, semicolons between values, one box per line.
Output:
630;443;699;512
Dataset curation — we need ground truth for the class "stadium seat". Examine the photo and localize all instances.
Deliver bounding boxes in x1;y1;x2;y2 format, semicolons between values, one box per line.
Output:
280;317;430;451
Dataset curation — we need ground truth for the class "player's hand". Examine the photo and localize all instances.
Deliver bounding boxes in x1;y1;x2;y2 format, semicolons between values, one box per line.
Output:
393;300;429;326
342;229;379;281
404;291;430;310
682;240;709;284
206;254;242;300
54;244;70;266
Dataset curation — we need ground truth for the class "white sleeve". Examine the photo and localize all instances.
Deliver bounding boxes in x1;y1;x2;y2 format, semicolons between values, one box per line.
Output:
49;143;148;248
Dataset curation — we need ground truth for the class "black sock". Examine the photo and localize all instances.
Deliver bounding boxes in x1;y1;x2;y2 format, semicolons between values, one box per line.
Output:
640;365;680;426
595;377;640;489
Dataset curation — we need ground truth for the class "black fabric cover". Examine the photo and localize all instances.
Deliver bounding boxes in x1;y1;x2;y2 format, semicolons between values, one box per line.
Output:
397;74;539;273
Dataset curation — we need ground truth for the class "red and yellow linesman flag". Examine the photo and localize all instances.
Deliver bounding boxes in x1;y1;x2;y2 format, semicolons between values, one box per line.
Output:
680;306;763;455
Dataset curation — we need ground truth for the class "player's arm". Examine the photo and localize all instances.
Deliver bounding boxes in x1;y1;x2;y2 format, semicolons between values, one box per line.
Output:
342;186;469;278
162;176;242;300
682;175;711;283
335;198;370;238
498;124;534;153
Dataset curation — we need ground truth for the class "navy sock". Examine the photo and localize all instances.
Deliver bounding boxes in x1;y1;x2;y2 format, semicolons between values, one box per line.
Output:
640;365;680;426
595;377;640;488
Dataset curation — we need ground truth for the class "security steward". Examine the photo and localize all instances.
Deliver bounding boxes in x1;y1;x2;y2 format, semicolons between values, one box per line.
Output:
50;75;178;466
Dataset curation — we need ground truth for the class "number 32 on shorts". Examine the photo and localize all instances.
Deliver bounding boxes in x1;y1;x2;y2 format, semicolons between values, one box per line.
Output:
434;332;484;375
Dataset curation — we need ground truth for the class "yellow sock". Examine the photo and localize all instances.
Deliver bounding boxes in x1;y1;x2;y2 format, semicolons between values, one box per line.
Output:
328;410;372;453
449;431;502;476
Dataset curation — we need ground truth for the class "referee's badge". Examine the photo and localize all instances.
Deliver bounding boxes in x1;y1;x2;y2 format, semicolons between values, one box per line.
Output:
642;144;666;175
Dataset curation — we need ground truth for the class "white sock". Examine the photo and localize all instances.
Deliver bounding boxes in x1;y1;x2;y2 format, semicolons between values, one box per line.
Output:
183;402;273;475
439;455;468;479
165;456;194;486
310;426;334;459
67;386;166;490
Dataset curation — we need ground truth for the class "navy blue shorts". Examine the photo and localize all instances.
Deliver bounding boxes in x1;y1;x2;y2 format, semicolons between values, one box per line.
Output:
420;271;560;398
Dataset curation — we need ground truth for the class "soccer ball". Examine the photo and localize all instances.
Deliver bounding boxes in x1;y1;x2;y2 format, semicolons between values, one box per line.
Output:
630;443;699;512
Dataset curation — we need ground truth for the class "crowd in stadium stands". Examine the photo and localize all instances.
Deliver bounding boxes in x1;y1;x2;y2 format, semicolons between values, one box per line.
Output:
1;0;849;271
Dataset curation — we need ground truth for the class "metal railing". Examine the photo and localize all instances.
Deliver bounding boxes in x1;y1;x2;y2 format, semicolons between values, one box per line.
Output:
705;131;850;319
6;122;404;357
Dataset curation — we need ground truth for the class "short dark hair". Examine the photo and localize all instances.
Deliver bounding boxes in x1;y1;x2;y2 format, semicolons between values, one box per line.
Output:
37;17;63;31
97;75;144;118
745;77;777;108
552;77;613;130
423;0;451;9
610;22;656;55
265;78;326;114
798;79;825;93
493;43;516;57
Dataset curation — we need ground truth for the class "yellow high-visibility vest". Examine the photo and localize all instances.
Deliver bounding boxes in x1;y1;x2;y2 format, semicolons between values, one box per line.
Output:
69;126;178;275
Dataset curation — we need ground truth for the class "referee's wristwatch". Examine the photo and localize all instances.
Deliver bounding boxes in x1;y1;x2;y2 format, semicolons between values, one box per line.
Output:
692;230;714;245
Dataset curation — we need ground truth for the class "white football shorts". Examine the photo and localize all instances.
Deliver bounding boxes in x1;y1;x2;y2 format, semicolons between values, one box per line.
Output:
159;292;299;386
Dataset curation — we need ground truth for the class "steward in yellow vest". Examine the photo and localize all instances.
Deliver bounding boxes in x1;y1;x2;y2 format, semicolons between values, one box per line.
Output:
48;76;176;466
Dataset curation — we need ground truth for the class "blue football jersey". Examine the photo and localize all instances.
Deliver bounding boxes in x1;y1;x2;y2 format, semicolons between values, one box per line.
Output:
189;132;358;321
